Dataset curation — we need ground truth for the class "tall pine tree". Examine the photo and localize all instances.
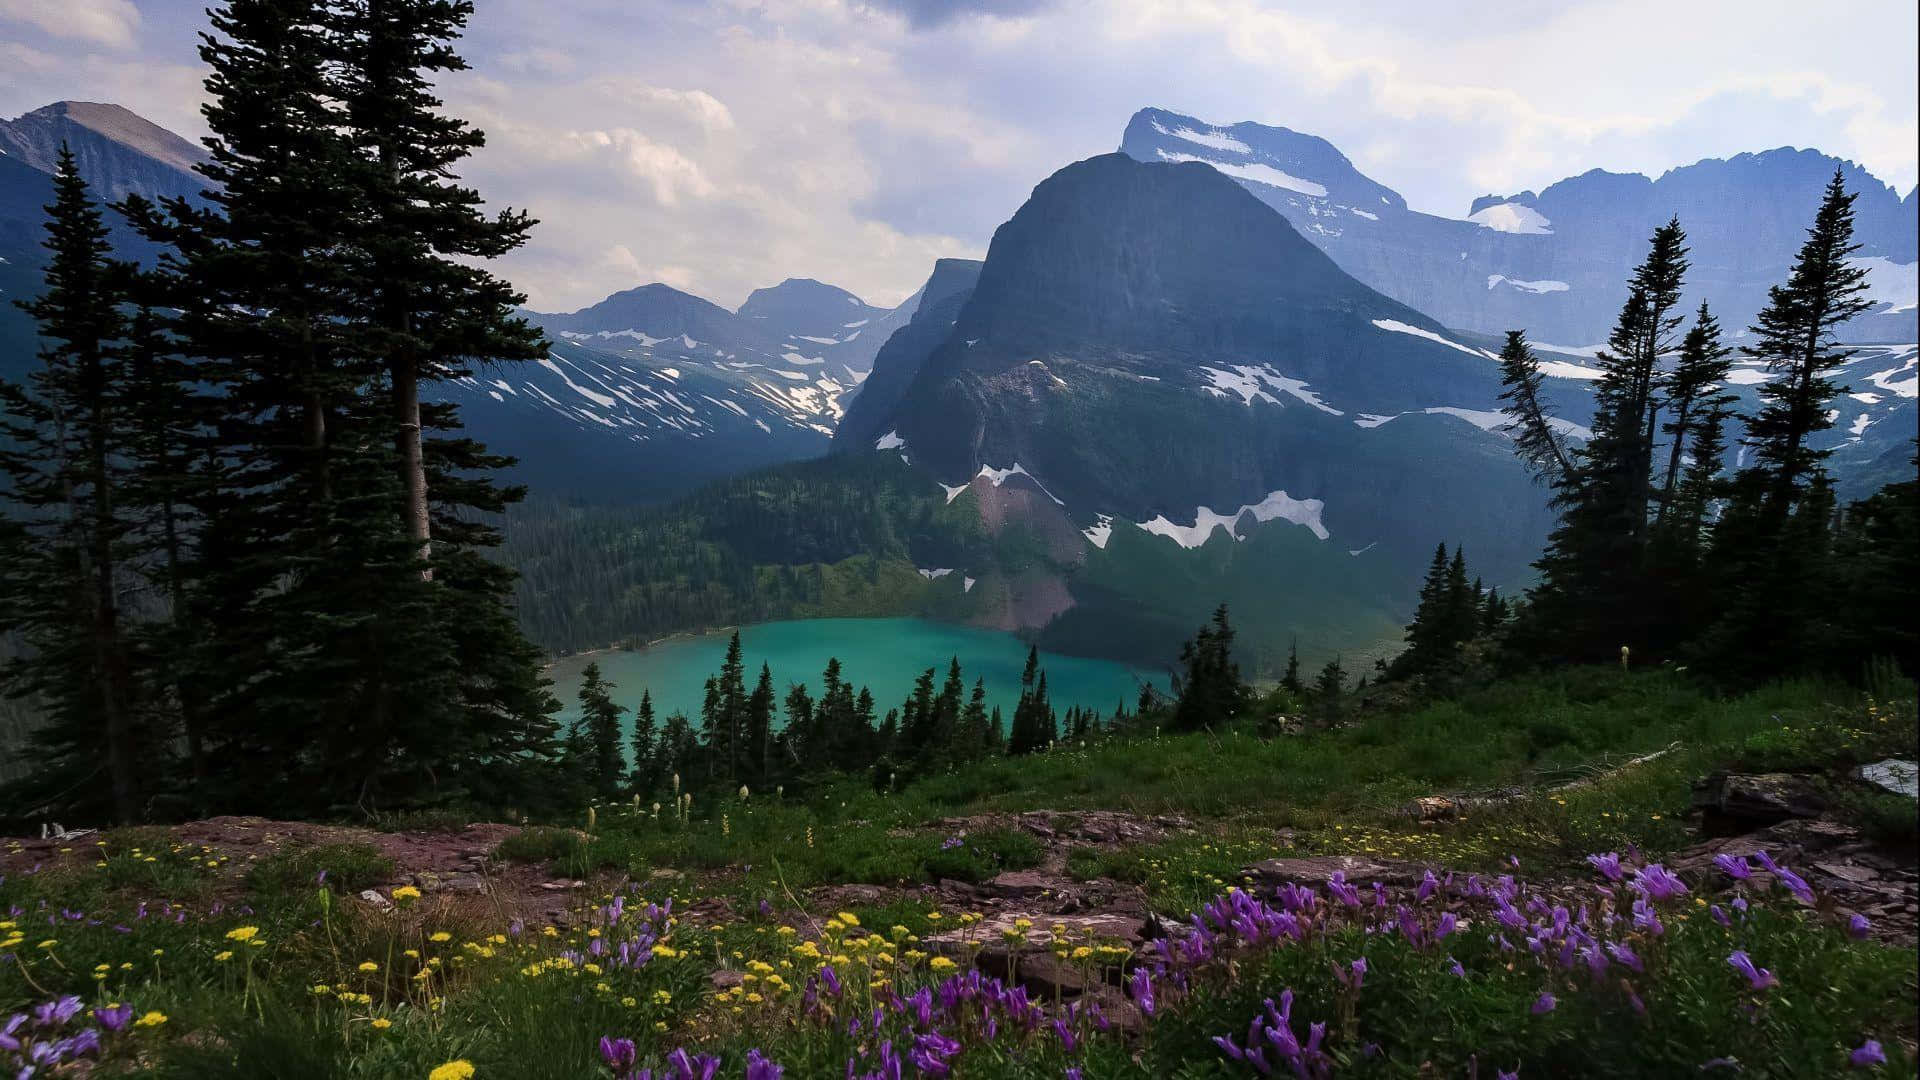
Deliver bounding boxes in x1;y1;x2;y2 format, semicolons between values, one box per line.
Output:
0;150;143;822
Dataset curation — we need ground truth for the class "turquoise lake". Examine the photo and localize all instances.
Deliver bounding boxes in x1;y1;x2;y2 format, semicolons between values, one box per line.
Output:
547;617;1165;728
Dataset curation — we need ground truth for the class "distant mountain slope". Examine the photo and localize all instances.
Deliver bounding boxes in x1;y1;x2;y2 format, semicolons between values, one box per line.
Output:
513;280;917;492
835;258;982;451
0;101;208;204
736;277;905;384
1120;107;1919;345
0;101;917;505
1;103;214;382
435;338;833;502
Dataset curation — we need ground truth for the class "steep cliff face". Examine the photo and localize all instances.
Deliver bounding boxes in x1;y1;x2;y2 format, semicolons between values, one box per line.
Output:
837;152;1565;666
834;258;982;452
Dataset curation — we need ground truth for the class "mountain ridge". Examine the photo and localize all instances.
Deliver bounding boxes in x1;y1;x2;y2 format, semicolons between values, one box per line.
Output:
1121;106;1919;344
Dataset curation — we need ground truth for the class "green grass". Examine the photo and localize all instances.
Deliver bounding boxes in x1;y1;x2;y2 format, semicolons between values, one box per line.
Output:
246;843;396;898
3;669;1913;1078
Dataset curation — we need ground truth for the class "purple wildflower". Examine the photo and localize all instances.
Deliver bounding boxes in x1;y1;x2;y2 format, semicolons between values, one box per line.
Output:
1586;852;1624;882
1848;913;1871;940
1051;1018;1077;1055
1709;904;1731;928
601;1036;638;1069
1531;992;1556;1015
1712;853;1752;880
745;1049;784;1080
1850;1040;1886;1068
91;1005;132;1033
1448;956;1466;978
1631;863;1689;902
1606;941;1643;973
1727;950;1777;991
1128;968;1156;1017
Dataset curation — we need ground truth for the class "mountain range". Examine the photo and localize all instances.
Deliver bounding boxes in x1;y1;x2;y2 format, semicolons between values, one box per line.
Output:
1120;107;1918;347
0;103;915;502
3;99;1915;669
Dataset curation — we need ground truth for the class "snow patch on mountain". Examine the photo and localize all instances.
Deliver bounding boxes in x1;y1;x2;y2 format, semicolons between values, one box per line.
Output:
1487;274;1570;294
875;430;906;450
1083;513;1114;550
975;462;1065;505
1863;359;1917;398
1152;119;1253;155
1467;202;1552;234
1154;149;1327;197
1139;489;1329;547
1199;364;1343;415
1538;359;1605;380
539;356;618;408
1370;319;1490;359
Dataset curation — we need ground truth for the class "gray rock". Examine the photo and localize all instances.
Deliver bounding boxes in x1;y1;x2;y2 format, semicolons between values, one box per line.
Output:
1243;855;1425;887
1692;772;1828;825
1857;760;1918;799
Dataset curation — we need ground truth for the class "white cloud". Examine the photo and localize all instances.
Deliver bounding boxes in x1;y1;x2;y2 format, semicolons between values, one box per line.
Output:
0;0;141;49
3;0;1912;315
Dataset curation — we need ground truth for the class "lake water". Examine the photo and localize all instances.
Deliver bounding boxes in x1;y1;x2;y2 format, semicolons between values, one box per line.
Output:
547;617;1165;728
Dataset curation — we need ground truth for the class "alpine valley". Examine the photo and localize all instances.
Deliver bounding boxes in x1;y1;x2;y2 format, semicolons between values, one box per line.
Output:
3;101;1915;674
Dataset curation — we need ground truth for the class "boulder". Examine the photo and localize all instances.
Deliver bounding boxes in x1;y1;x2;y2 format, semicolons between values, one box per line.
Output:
1856;760;1918;799
1691;772;1827;828
1242;855;1426;888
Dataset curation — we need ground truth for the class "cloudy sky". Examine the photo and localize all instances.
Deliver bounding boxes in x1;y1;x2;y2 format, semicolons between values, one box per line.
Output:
4;0;1916;311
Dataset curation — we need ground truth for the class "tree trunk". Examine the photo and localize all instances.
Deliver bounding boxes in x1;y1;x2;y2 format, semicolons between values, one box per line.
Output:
393;353;431;572
86;368;137;824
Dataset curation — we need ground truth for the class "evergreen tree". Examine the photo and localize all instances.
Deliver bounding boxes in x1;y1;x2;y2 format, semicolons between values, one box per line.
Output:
1032;672;1056;748
1523;220;1690;663
1009;647;1046;754
107;0;558;814
1495;330;1572;485
957;678;989;763
1741;170;1873;510
1279;638;1302;695
1312;655;1346;721
1829;447;1920;674
1388;544;1451;681
1655;304;1735;525
575;662;626;799
782;682;815;771
1171;605;1244;731
1703;172;1874;680
331;0;545;573
656;712;695;789
629;689;656;794
0;149;143;822
746;663;774;787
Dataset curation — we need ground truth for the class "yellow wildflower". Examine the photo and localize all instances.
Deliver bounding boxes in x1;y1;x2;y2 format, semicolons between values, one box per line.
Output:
359;961;380;973
371;1017;393;1031
134;1010;169;1028
225;926;260;943
428;1062;476;1080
